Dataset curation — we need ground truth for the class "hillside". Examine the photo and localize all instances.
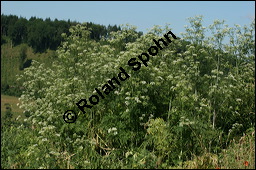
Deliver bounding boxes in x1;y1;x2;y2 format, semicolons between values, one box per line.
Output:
1;14;143;97
1;37;57;96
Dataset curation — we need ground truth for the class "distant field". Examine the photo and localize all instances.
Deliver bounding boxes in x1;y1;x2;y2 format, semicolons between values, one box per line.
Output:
1;94;24;120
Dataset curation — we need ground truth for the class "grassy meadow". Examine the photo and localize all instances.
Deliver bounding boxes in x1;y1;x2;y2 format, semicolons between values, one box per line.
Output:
1;95;24;121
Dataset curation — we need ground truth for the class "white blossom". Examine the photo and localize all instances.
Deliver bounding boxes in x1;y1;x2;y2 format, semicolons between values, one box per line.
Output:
42;138;48;142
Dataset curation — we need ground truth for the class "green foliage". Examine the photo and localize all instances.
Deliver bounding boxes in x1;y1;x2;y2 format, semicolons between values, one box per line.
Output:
18;44;27;70
1;125;37;168
1;36;7;45
4;103;13;120
218;129;255;169
2;16;255;168
182;129;255;169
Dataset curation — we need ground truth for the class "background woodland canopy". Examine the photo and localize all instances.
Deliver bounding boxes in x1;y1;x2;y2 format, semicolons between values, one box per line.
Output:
1;14;143;53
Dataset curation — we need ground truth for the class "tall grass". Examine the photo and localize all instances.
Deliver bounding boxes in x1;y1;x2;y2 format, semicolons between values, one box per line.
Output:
181;130;255;169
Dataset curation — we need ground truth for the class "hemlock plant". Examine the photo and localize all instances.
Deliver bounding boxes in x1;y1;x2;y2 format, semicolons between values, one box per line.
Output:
10;16;255;168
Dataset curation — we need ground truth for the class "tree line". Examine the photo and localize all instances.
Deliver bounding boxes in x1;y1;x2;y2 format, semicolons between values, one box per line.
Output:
1;14;142;53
